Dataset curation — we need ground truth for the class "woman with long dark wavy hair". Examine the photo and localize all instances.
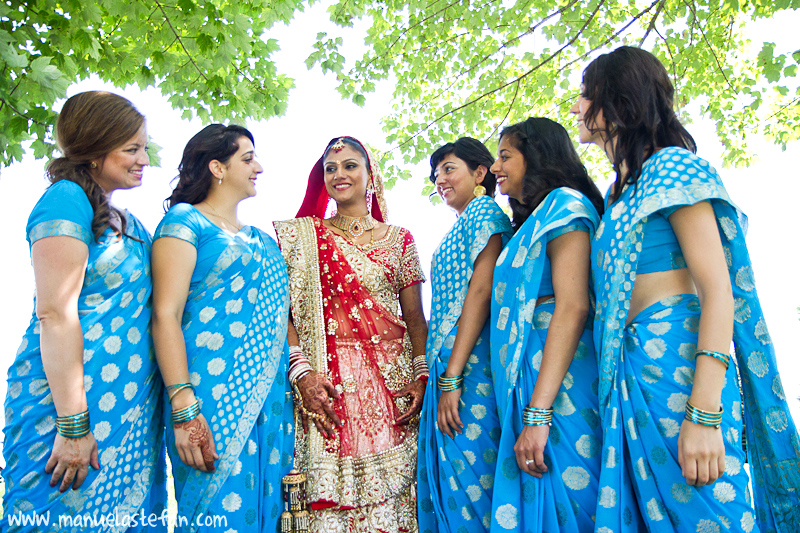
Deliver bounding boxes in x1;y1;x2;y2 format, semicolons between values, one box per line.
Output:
2;91;167;531
488;117;603;532
151;124;294;531
576;46;799;532
416;137;513;533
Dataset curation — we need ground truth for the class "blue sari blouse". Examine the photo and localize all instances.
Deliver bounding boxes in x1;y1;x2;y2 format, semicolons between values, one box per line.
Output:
153;203;294;532
3;179;167;532
417;195;512;533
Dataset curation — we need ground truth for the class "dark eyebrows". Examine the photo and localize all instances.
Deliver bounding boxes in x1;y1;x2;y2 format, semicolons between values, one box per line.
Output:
324;157;360;166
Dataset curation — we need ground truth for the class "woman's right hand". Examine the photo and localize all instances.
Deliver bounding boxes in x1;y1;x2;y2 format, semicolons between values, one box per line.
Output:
437;389;463;438
514;425;550;478
296;371;341;437
174;413;219;472
45;433;100;492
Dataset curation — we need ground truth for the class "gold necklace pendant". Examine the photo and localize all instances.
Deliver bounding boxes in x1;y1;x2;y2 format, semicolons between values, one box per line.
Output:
203;201;242;231
329;212;376;240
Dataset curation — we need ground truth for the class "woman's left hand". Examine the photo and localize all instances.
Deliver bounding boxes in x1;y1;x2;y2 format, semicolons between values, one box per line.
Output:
394;379;425;425
678;419;726;486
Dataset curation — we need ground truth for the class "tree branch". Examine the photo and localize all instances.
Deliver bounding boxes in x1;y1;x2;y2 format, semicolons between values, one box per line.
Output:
0;97;47;126
152;0;208;82
482;78;520;144
683;0;735;92
638;0;665;47
395;0;664;152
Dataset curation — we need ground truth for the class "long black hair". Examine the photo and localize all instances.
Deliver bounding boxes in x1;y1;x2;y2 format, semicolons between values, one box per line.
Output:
429;137;498;197
581;46;696;203
165;124;254;209
500;117;604;230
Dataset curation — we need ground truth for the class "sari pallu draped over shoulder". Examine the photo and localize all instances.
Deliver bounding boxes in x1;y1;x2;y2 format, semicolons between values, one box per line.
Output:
155;214;293;533
490;187;601;532
274;216;422;532
417;195;512;533
3;180;167;533
593;147;800;532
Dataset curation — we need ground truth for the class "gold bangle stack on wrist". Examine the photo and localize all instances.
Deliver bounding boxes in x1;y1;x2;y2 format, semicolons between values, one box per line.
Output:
172;401;201;425
684;401;723;429
695;349;730;370
56;410;91;438
522;406;553;427
437;373;463;392
166;382;194;403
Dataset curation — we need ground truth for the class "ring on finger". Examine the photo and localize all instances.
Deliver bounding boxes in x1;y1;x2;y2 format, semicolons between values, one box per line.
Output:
525;459;535;465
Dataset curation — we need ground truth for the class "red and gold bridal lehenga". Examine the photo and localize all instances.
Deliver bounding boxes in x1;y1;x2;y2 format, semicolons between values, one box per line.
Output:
274;137;425;533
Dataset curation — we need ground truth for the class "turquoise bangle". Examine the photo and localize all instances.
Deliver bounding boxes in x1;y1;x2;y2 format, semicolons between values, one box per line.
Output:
437;373;463;392
684;401;723;429
56;410;91;438
522;406;553;426
695;349;730;370
172;401;201;424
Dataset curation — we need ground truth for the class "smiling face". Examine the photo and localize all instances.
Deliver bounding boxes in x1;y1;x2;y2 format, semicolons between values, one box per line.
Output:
433;153;485;215
91;125;149;193
490;135;526;201
217;136;262;199
570;87;607;148
323;145;370;213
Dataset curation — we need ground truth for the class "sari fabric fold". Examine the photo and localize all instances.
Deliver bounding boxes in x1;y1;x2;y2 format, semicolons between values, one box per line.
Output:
3;180;167;532
592;147;800;532
490;188;601;532
154;204;294;533
417;195;512;533
275;216;425;533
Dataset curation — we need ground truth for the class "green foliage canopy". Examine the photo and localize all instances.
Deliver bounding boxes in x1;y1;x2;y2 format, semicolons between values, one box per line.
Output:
310;0;800;189
0;0;304;166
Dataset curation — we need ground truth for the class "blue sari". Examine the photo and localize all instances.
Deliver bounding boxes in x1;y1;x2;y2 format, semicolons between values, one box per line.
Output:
3;180;167;532
592;147;800;532
490;188;601;532
154;204;294;533
417;195;512;533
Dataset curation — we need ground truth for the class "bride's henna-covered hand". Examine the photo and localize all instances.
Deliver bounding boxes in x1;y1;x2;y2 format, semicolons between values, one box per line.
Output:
174;414;219;473
393;379;425;425
296;371;341;438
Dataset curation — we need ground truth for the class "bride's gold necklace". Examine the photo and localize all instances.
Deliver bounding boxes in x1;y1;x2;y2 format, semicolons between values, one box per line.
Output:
202;200;242;231
329;212;376;245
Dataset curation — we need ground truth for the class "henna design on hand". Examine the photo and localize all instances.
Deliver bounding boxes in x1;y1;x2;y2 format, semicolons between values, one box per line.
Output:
175;418;216;472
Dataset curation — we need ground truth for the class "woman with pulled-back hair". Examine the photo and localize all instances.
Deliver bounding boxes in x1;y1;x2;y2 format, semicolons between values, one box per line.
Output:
488;117;603;532
416;137;512;533
2;91;167;530
575;46;799;532
151;124;294;532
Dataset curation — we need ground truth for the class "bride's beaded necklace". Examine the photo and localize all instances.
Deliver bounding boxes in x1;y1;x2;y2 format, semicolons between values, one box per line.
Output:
329;212;376;245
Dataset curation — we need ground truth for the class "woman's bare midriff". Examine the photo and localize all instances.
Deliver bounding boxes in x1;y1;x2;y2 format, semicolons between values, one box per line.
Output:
627;268;696;325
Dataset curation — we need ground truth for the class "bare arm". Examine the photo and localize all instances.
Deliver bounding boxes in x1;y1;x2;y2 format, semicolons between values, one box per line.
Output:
515;230;591;477
33;236;100;491
151;236;218;472
438;234;503;438
669;201;732;486
394;281;428;425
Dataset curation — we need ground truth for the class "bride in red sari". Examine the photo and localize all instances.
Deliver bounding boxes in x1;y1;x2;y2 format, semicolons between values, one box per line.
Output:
274;136;428;533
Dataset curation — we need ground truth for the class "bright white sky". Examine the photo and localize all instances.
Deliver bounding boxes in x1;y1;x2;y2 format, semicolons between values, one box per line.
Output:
1;5;798;453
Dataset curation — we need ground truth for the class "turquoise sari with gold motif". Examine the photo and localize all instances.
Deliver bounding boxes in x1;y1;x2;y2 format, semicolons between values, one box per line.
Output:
592;147;800;532
154;204;294;533
490;188;601;532
417;195;512;533
3;180;167;532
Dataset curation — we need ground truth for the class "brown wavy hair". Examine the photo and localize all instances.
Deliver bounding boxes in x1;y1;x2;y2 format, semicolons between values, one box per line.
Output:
46;91;145;241
580;46;696;204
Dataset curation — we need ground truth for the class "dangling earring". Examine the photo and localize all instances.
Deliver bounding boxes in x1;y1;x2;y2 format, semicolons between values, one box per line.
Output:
218;178;222;185
90;162;97;169
473;184;486;197
366;187;374;214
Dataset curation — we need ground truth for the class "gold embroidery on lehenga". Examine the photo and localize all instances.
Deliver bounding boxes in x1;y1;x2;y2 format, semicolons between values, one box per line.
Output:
275;217;422;533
